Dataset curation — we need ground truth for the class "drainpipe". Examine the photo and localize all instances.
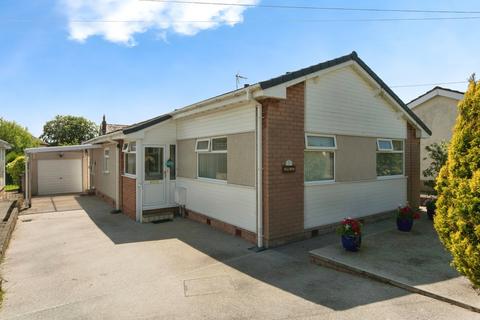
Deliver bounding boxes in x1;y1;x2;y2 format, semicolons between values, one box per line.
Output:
248;88;264;249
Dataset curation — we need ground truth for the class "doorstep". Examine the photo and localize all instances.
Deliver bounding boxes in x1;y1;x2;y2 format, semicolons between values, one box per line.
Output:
309;216;480;313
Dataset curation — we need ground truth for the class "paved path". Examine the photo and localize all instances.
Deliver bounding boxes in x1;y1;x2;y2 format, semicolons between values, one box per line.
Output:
1;196;479;319
310;215;480;312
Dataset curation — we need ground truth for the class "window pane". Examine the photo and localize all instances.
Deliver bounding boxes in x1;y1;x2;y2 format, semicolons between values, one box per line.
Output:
377;153;403;176
126;153;136;175
198;153;227;180
170;145;176;180
392;140;403;151
130;142;137;153
304;151;334;181
196;140;209;151
145;147;163;180
306;136;335;148
212;137;227;151
378;139;393;150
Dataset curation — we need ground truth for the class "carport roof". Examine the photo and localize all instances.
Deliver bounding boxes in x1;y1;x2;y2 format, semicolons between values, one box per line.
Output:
25;144;102;154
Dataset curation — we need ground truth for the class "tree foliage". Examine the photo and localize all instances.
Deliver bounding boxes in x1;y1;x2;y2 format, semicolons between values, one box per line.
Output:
422;141;449;190
0;118;40;161
435;77;480;288
40;115;98;146
6;155;25;185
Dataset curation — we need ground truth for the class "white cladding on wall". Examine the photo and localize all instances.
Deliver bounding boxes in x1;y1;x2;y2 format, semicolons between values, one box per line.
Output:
305;66;407;139
143;120;177;145
176;178;256;232
176;104;256;140
305;178;407;228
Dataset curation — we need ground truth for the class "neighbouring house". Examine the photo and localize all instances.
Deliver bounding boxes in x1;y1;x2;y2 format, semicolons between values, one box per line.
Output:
408;87;464;191
0;139;12;190
25;52;431;248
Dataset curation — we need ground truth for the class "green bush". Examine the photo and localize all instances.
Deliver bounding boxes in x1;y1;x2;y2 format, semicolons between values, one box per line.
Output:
6;155;25;186
435;77;480;288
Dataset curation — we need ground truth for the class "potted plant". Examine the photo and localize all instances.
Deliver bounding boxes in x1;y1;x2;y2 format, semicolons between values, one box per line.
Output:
425;198;436;220
396;205;420;232
337;218;362;252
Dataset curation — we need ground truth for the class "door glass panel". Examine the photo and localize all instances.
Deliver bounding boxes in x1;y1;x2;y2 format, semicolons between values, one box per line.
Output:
169;145;176;180
145;147;163;180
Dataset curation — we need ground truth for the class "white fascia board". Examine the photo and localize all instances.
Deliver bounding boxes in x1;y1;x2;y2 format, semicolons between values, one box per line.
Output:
83;131;125;145
408;88;464;109
25;144;102;154
254;61;354;100
172;88;259;120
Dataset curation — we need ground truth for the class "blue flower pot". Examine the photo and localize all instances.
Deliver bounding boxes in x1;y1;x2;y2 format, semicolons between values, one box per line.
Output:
341;235;361;252
397;218;413;232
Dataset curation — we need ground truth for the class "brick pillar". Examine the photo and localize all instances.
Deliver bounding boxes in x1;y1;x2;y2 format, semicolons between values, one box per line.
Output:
261;82;305;247
406;123;421;208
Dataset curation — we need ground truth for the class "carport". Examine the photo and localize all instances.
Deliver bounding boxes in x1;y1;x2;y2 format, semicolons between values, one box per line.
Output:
24;144;101;207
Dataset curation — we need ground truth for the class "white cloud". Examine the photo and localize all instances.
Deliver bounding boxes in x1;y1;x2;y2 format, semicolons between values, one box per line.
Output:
60;0;258;46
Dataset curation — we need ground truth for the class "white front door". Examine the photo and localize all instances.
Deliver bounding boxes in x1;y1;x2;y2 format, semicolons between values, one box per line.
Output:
142;146;166;209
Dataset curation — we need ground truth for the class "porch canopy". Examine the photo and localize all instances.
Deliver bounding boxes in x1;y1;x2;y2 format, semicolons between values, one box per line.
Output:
24;144;102;207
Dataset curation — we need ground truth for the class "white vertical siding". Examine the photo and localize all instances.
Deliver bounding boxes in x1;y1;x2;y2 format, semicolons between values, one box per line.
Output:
304;178;407;228
176;177;256;232
305;66;407;139
176;104;256;140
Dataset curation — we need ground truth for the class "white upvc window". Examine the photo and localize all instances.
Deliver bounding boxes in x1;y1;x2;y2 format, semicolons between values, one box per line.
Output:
304;134;336;183
124;142;136;176
103;148;110;174
376;138;404;177
195;139;210;152
196;137;227;181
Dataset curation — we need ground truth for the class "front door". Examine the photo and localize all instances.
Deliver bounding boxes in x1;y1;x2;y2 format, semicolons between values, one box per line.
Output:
143;146;166;209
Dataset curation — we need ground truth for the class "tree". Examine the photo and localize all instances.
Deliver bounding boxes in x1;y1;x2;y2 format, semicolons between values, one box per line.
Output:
435;76;480;288
0;118;40;161
422;141;449;190
6;156;25;185
40;115;98;146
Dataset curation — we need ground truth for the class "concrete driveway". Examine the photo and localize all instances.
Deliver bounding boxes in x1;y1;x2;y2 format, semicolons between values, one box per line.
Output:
1;196;479;320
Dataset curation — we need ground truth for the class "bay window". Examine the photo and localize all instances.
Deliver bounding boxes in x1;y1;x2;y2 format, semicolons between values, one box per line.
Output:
304;134;336;182
376;138;404;177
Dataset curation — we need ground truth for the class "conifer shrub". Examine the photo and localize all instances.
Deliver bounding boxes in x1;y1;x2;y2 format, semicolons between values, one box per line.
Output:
435;77;480;288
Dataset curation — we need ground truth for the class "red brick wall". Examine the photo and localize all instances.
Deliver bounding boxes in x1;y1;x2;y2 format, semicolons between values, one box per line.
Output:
406;123;421;208
261;82;305;247
122;176;136;220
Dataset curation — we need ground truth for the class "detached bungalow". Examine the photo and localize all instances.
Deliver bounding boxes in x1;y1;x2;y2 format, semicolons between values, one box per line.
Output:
27;52;431;248
0;139;12;191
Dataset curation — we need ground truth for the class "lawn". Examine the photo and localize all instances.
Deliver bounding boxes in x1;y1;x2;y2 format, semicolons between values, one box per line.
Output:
4;185;19;192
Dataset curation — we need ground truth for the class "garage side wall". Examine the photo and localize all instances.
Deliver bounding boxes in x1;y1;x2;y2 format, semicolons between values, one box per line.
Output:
91;144;118;207
31;151;87;196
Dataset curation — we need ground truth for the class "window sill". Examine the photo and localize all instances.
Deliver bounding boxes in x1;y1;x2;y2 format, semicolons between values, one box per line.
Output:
103;171;110;174
123;173;137;179
304;180;336;186
196;177;228;185
376;175;406;180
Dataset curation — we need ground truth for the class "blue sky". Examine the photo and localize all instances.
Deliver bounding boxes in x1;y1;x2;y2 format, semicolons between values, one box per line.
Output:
1;0;479;137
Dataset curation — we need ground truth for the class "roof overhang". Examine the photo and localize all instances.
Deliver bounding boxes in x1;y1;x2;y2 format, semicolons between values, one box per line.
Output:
25;144;102;154
0;140;11;149
408;87;464;109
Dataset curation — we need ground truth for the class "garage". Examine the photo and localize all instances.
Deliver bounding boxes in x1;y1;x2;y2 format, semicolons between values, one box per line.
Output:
37;159;83;195
24;144;101;206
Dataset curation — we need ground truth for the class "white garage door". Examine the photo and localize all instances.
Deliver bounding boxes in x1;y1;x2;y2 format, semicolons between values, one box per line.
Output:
38;159;82;195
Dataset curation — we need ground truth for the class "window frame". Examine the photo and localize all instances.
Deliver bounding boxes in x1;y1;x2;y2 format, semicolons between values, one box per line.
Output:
304;133;336;184
196;136;228;183
195;139;211;152
305;133;337;150
123;141;137;178
103;148;110;174
376;138;405;179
